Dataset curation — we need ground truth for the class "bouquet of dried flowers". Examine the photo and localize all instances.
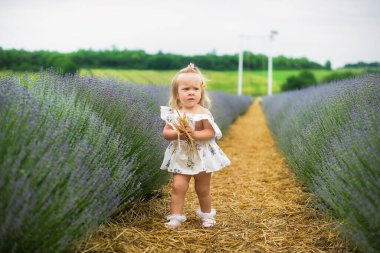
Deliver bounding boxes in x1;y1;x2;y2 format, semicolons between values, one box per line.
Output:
172;109;201;161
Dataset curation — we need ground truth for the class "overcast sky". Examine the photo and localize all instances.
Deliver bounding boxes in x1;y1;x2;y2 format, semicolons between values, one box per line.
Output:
0;0;379;68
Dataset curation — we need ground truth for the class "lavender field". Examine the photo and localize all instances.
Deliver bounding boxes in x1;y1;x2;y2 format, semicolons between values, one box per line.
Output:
0;70;253;253
262;75;380;252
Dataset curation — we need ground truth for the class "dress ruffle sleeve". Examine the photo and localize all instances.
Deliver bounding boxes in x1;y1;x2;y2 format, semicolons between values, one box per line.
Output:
160;106;176;128
191;113;222;141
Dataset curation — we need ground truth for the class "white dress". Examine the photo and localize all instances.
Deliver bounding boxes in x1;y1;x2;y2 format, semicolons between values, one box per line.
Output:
160;106;231;175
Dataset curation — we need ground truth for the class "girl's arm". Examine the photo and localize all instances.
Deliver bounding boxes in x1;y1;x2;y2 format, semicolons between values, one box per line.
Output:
163;123;185;140
190;120;215;141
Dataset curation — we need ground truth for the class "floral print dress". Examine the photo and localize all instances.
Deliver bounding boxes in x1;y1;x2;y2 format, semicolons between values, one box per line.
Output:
160;106;231;175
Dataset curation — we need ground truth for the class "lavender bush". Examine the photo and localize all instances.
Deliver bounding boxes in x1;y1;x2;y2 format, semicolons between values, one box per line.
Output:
0;70;252;253
262;75;380;253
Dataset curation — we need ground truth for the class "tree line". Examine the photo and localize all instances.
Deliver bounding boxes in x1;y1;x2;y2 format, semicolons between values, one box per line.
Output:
344;61;380;69
0;47;331;74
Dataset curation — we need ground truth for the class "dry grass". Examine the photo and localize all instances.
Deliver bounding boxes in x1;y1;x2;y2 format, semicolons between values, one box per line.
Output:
171;109;200;161
74;101;357;253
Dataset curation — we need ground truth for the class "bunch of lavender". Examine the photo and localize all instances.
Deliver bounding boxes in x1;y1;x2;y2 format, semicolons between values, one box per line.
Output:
262;75;380;253
0;73;133;252
64;74;170;196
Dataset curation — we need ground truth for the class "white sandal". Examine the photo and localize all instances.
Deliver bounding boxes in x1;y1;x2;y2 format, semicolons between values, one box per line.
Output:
196;208;216;227
165;214;187;229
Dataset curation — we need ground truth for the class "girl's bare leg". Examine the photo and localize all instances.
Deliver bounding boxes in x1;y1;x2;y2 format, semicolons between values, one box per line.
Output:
170;173;191;214
194;172;212;213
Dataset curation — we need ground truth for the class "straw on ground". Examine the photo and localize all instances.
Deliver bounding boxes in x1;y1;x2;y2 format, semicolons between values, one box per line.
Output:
75;100;356;253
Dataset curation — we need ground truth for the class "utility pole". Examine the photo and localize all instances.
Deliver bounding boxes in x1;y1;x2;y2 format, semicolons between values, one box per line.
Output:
237;30;279;96
237;35;244;96
268;30;278;96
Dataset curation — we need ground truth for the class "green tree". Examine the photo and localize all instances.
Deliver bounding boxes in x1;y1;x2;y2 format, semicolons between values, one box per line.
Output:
324;60;332;70
281;70;317;91
321;71;356;83
0;48;329;71
51;56;78;75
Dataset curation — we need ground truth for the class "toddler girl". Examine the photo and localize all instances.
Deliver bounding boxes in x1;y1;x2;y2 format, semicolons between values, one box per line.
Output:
160;63;230;229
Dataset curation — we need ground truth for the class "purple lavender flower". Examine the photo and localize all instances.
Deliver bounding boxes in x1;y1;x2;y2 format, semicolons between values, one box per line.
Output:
262;74;380;253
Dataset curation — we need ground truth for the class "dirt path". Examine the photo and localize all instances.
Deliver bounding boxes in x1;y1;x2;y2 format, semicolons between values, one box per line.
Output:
76;101;355;252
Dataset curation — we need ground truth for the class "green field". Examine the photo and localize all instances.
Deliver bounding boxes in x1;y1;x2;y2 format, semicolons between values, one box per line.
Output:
0;68;364;96
80;68;363;96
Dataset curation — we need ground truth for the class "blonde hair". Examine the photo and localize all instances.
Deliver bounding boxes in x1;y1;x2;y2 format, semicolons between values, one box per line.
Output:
169;63;211;109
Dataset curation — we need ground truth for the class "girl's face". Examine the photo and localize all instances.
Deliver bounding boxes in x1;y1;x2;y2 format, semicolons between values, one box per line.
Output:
177;73;202;109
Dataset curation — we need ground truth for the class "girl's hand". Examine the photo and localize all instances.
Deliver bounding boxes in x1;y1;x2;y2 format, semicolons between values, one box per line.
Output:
177;129;189;140
184;126;194;138
179;131;187;140
176;126;194;140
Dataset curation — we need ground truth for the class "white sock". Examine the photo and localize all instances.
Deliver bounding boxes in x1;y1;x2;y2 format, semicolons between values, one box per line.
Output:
196;209;216;227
